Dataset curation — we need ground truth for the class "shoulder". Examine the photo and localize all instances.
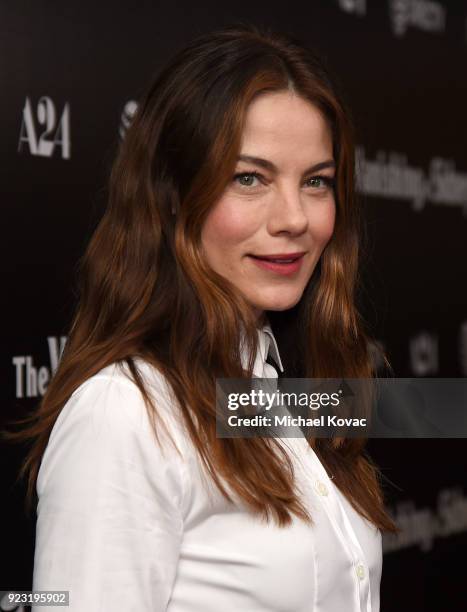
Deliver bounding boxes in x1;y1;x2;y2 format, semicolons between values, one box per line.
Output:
34;363;190;602
63;357;183;441
69;357;171;404
37;358;189;498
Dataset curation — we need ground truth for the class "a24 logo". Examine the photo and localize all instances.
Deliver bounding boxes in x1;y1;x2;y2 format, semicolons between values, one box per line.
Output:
18;96;71;159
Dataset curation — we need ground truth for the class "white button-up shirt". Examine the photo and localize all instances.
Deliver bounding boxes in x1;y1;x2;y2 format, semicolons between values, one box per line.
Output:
33;322;382;611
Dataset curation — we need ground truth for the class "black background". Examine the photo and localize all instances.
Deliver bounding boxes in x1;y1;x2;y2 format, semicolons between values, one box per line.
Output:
2;1;466;610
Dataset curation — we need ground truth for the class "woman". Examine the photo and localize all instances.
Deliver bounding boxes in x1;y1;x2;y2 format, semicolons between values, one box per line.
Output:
11;22;398;611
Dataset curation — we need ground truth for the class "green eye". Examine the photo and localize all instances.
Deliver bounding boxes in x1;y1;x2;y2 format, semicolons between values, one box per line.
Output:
233;172;261;187
307;175;335;189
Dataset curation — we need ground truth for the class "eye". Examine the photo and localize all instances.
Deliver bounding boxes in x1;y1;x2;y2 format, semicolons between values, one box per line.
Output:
232;171;263;188
306;175;335;190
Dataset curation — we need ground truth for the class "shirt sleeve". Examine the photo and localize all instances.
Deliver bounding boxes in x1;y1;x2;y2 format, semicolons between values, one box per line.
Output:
32;373;187;612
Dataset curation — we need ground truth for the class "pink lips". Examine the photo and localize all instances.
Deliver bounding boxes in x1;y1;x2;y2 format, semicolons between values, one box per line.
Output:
248;253;305;276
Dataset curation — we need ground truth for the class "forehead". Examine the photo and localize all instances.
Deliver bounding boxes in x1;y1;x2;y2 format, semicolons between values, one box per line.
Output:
240;91;332;160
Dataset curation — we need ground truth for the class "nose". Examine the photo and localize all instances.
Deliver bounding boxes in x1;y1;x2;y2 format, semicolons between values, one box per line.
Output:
267;188;309;235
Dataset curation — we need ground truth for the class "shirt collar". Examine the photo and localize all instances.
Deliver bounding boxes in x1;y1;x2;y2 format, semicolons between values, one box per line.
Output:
240;318;285;377
261;321;285;373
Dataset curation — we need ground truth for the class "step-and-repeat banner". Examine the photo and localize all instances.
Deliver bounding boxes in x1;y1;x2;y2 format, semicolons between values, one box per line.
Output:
2;1;466;610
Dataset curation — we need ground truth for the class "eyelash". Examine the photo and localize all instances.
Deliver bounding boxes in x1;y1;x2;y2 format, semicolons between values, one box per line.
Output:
232;171;335;190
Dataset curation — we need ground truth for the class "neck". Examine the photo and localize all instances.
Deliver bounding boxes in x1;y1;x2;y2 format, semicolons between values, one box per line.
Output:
255;310;266;328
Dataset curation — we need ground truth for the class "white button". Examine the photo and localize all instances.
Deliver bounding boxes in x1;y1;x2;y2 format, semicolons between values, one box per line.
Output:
315;481;328;496
356;563;365;580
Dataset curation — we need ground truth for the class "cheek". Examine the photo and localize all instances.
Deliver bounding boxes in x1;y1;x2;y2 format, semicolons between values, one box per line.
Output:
309;201;336;246
201;198;258;252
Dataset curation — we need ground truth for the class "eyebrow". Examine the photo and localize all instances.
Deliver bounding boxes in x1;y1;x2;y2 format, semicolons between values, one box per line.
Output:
237;154;336;176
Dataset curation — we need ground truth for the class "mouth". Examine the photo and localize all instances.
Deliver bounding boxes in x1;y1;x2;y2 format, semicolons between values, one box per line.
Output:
247;252;306;275
249;251;305;264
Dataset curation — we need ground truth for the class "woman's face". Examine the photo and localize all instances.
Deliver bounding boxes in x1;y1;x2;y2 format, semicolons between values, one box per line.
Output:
200;90;336;319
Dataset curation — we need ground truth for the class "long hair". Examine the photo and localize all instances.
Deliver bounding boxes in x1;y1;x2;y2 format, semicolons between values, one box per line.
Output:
5;22;398;532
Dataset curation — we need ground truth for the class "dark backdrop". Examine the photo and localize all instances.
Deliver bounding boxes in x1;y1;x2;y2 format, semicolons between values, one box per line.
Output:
2;1;466;611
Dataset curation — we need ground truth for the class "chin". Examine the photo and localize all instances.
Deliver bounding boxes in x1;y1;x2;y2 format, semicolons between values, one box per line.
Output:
251;291;303;313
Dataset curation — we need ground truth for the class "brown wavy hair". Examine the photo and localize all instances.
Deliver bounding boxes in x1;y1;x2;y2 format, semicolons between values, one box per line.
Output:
4;22;398;533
